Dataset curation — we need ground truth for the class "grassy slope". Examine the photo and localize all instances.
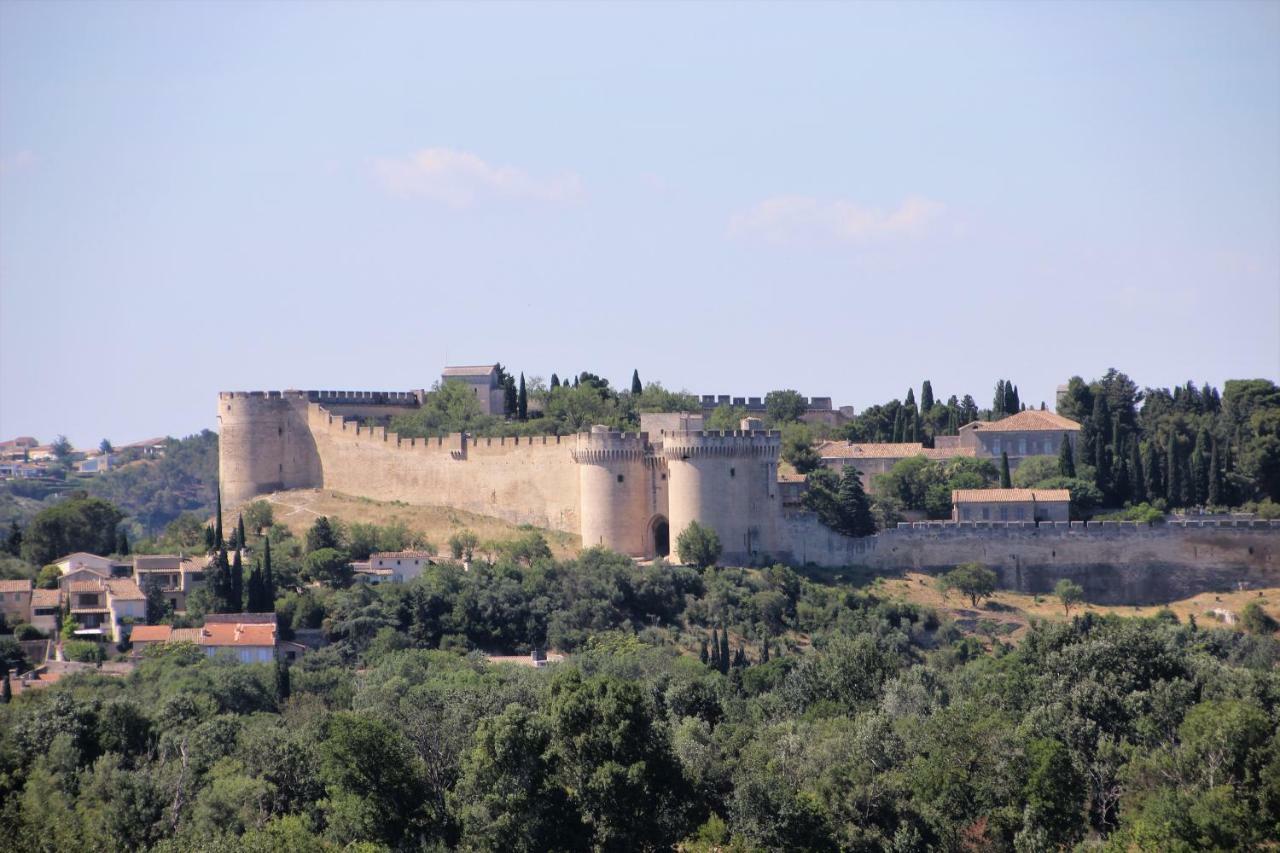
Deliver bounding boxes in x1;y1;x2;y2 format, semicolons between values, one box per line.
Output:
234;488;582;559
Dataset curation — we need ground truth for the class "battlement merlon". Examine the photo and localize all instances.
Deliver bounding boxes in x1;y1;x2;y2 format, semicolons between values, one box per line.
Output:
571;429;652;464
658;429;781;459
699;394;834;411
220;389;424;405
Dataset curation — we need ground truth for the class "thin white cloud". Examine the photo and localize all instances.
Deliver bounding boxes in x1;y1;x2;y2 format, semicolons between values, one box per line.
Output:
729;194;944;244
373;147;583;206
0;150;35;177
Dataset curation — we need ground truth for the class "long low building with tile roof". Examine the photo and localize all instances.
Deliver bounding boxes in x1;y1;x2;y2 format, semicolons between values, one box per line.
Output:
815;441;977;492
951;487;1072;523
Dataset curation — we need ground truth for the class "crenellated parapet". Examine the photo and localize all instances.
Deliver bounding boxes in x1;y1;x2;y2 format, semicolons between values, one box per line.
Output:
571;429;653;465
658;429;781;460
219;389;422;406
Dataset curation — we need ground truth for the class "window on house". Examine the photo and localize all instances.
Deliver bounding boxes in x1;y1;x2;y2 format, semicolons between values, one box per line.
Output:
617;474;625;483
1000;507;1009;521
961;508;971;520
992;439;1001;453
1016;507;1025;520
1018;439;1027;455
730;467;736;478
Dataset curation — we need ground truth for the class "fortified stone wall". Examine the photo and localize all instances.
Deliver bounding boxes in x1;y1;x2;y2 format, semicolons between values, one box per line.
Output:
306;403;582;534
782;515;1280;604
572;429;666;556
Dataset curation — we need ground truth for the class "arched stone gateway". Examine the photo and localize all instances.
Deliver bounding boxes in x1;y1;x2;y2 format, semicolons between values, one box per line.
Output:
650;515;670;558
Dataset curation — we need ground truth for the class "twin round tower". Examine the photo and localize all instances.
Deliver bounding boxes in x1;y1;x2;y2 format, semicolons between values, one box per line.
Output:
218;389;787;564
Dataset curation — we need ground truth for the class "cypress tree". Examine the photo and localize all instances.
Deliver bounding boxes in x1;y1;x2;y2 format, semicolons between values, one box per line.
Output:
710;628;720;668
517;373;528;420
761;633;770;662
1000;452;1012;489
503;375;517;416
230;548;244;612
921;381;934;413
1058;434;1076;478
699;639;709;665
1094;440;1111;498
1208;440;1222;506
263;537;274;605
905;388;916;409
1191;429;1210;505
993;380;1006;418
1009;384;1020;414
116;528;130;556
1166;437;1181;507
892;409;904;443
215;485;224;547
204;525;216;552
631;369;643;395
275;658;291;703
550;373;560;389
1144;441;1162;503
246;563;263;612
907;410;919;443
719;627;730;674
1;668;9;704
572;376;579;389
211;547;230;611
1130;441;1146;504
836;466;876;536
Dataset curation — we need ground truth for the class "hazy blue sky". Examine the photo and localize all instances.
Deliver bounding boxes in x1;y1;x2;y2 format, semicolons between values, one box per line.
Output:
2;1;1277;447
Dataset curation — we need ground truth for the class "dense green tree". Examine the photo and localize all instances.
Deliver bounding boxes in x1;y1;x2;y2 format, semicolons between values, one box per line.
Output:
302;548;352;587
115;527;129;556
994;380;1006;418
306;516;342;553
1000;452;1012;488
274;658;291;703
1020;738;1085;848
921;380;934;413
1054;579;1084;617
143;575;169;625
781;425;822;475
939;562;998;607
1058;434;1076;478
676;521;721;569
631;369;643;395
834;466;876;536
230;549;243;612
1208;439;1223;506
20;494;124;566
518;373;528;420
5;520;22;556
764;390;808;424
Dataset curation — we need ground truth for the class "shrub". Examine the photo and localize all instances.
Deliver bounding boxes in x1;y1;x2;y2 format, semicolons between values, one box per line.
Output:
676;521;722;569
64;640;105;663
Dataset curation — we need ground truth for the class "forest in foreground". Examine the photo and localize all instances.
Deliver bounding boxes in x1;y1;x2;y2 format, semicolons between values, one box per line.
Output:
2;550;1278;852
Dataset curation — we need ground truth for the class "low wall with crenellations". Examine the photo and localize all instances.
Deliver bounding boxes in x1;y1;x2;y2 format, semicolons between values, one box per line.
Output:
306;403;583;534
782;515;1280;604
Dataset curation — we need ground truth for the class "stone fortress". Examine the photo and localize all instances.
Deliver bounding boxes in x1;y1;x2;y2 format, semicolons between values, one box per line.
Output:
218;367;1278;593
217;384;788;564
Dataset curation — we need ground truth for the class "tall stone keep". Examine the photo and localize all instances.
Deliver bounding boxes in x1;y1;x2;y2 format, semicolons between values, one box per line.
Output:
661;429;781;564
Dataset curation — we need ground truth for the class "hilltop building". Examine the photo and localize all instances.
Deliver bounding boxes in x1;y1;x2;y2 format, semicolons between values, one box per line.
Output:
952;488;1072;523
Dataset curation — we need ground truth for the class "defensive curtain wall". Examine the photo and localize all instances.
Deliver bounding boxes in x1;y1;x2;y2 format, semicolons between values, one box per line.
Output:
218;391;786;564
788;515;1280;604
220;390;1280;596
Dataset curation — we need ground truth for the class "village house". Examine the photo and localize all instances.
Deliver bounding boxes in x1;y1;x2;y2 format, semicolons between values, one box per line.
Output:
951;488;1072;523
361;550;435;583
129;613;306;662
30;588;62;634
54;552;131;578
64;576;145;643
948;410;1081;467
814;441;976;492
0;579;33;628
132;554;207;612
442;365;506;415
0;436;39;461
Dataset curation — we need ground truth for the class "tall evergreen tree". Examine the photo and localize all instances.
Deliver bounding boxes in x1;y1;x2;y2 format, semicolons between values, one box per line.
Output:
905;388;916;409
1166;436;1181;507
236;514;246;551
210;547;231;612
631;369;643;395
1129;441;1146;504
1057;435;1076;478
116;528;129;556
1143;441;1163;504
906;409;919;443
246;562;264;612
1008;383;1021;414
836;466;876;536
1000;452;1012;489
550;373;560;389
920;381;934;413
710;628;720;669
517;373;528;420
503;375;518;417
230;548;244;613
214;484;224;547
993;380;1006;418
1094;440;1111;497
263;536;275;605
719;627;730;675
1191;429;1210;505
699;639;709;665
4;520;21;557
1208;439;1223;506
761;632;770;663
275;658;291;703
892;409;904;443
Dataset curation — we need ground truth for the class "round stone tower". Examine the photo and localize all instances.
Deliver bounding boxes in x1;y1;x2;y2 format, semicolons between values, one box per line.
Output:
661;428;782;565
572;427;657;557
218;391;323;507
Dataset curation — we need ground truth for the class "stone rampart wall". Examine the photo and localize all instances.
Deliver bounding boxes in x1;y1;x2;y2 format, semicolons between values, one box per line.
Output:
306;404;582;534
782;514;1280;604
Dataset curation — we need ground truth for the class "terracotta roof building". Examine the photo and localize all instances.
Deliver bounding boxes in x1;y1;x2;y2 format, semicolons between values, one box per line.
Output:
956;411;1082;469
952;488;1071;523
814;441;975;493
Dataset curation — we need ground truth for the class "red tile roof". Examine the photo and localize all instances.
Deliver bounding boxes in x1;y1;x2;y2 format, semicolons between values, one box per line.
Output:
199;622;277;647
129;625;173;642
952;488;1072;504
816;441;975;460
105;579;145;601
31;588;61;607
0;579;32;593
961;411;1081;433
370;550;435;560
